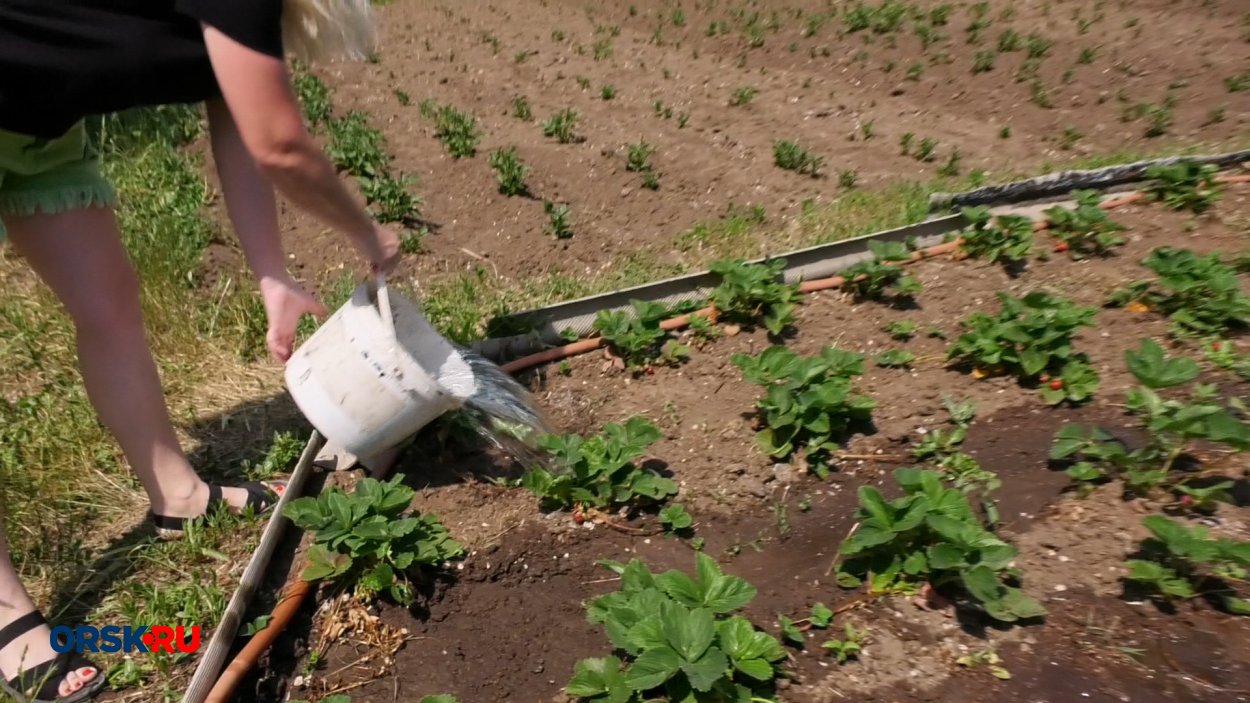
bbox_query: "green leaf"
[696,553,757,613]
[732,657,773,681]
[418,696,459,703]
[567,657,632,703]
[1125,339,1200,388]
[665,607,716,662]
[302,545,351,581]
[679,647,729,693]
[777,614,805,646]
[856,486,894,528]
[656,571,702,608]
[626,646,682,691]
[1221,596,1250,616]
[628,616,668,653]
[810,602,834,628]
[660,504,694,530]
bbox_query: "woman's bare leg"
[5,207,258,516]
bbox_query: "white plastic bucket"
[283,278,477,458]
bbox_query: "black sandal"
[0,611,105,703]
[152,481,286,539]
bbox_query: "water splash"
[450,350,557,469]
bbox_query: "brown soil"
[214,2,1250,700]
[240,0,1250,301]
[258,180,1250,703]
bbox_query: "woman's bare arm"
[199,24,398,272]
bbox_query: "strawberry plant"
[841,241,922,302]
[660,504,694,534]
[488,146,530,196]
[1125,515,1250,615]
[732,345,875,478]
[284,474,465,605]
[1044,190,1125,259]
[566,554,787,702]
[884,320,919,340]
[1206,339,1250,381]
[1051,340,1250,497]
[1144,161,1222,213]
[958,207,1034,265]
[874,349,916,368]
[837,468,1046,623]
[1109,247,1250,338]
[511,95,533,120]
[326,110,388,177]
[708,258,801,336]
[593,300,689,373]
[293,71,333,129]
[946,291,1100,404]
[521,417,678,513]
[911,399,1000,524]
[772,139,824,177]
[822,623,867,664]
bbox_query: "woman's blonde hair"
[281,0,378,64]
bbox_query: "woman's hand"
[367,222,402,275]
[260,276,328,362]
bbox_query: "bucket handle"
[373,271,398,340]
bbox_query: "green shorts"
[0,122,118,240]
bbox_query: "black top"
[0,0,284,139]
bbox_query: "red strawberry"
[1212,341,1223,352]
[1049,379,1064,390]
[573,508,586,524]
[1055,242,1070,253]
[1180,495,1195,507]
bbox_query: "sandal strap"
[0,611,46,651]
[239,482,282,512]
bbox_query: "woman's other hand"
[260,276,328,362]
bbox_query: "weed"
[1204,107,1227,126]
[1078,47,1097,64]
[938,149,962,177]
[947,291,1100,404]
[293,72,333,128]
[708,258,800,335]
[1111,247,1250,337]
[242,432,304,481]
[1025,32,1053,58]
[671,6,686,26]
[1044,190,1125,259]
[515,50,534,63]
[1051,339,1250,497]
[488,146,530,196]
[593,38,613,60]
[394,89,411,106]
[1030,79,1054,109]
[997,29,1022,52]
[601,84,617,100]
[729,86,757,106]
[512,96,533,120]
[899,132,914,156]
[545,200,573,239]
[732,345,875,478]
[839,170,859,189]
[566,554,785,702]
[1126,515,1249,615]
[916,138,937,162]
[543,108,581,143]
[425,102,482,158]
[906,62,925,81]
[861,120,876,140]
[627,140,656,172]
[1226,71,1250,93]
[521,417,677,512]
[972,50,995,73]
[773,140,824,177]
[284,475,464,605]
[837,468,1046,623]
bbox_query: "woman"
[0,1,397,700]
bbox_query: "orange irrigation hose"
[206,171,1250,699]
[204,580,313,703]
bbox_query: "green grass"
[1,105,301,695]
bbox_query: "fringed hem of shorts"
[0,182,118,219]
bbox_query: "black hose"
[928,150,1250,211]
